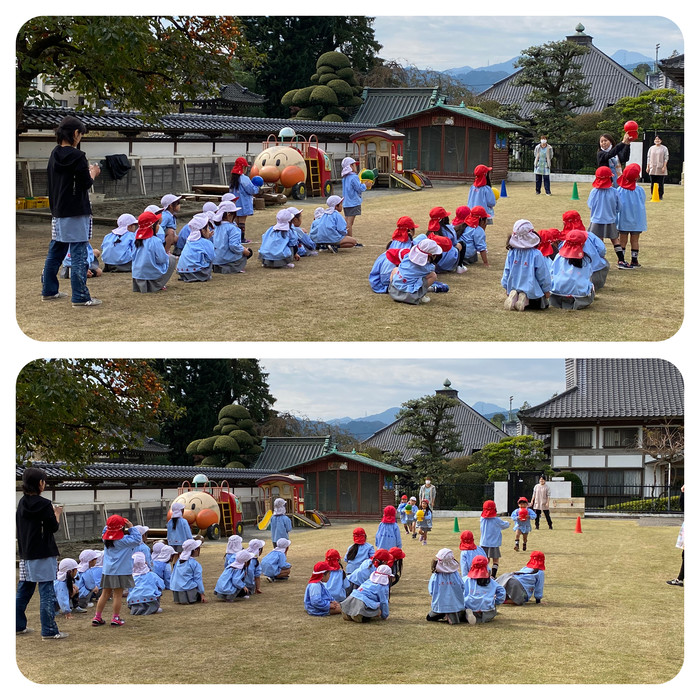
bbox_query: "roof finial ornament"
[444,378,451,388]
[575,23,585,33]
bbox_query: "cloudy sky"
[260,359,567,422]
[371,15,684,73]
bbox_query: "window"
[467,128,490,172]
[443,127,466,174]
[558,429,592,448]
[403,128,418,170]
[603,428,639,448]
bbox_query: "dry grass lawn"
[16,517,683,685]
[16,181,683,342]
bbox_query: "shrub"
[200,455,223,467]
[316,65,337,75]
[327,79,353,100]
[225,461,246,470]
[185,439,201,456]
[281,89,298,107]
[317,51,351,70]
[230,429,255,447]
[335,67,355,81]
[310,85,338,106]
[555,471,584,497]
[213,435,240,454]
[237,418,255,431]
[292,86,315,107]
[322,113,344,122]
[197,436,218,455]
[318,73,338,85]
[218,404,250,421]
[293,107,322,120]
[604,495,682,512]
[487,468,509,482]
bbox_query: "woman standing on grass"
[531,476,553,530]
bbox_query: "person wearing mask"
[533,136,553,196]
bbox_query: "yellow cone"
[651,183,661,202]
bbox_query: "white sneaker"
[465,610,477,625]
[515,292,528,311]
[286,263,295,268]
[456,265,467,274]
[504,289,518,310]
[42,631,69,640]
[72,298,102,307]
[419,296,431,304]
[42,292,68,301]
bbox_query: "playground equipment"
[251,129,333,200]
[163,476,244,541]
[350,128,432,191]
[255,473,330,530]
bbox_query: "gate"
[507,471,543,512]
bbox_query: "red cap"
[429,206,451,220]
[467,555,490,579]
[372,549,393,565]
[135,211,161,240]
[452,205,471,226]
[352,527,367,544]
[562,210,586,234]
[388,547,405,560]
[459,530,476,551]
[427,233,453,252]
[103,515,127,541]
[381,505,396,524]
[325,548,341,570]
[526,551,546,570]
[558,229,588,259]
[308,561,330,583]
[481,500,497,518]
[231,156,249,175]
[593,166,613,189]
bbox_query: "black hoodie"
[47,145,94,218]
[16,494,60,560]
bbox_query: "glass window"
[467,128,490,172]
[360,472,379,514]
[420,126,443,172]
[317,470,337,512]
[444,126,466,174]
[558,429,592,448]
[304,472,317,511]
[603,428,639,448]
[339,471,359,513]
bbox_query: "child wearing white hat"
[169,539,207,604]
[133,525,153,568]
[288,207,317,257]
[258,209,299,268]
[167,502,193,553]
[101,213,138,271]
[212,201,252,273]
[340,563,393,622]
[260,538,292,582]
[159,193,182,252]
[426,548,465,624]
[177,214,216,281]
[54,558,86,616]
[341,156,366,239]
[126,552,165,614]
[224,535,243,567]
[244,539,265,594]
[152,544,175,589]
[311,195,361,251]
[76,549,101,608]
[215,550,253,601]
[388,237,442,305]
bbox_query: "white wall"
[493,481,508,513]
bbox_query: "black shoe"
[548,525,553,530]
[412,533,417,539]
[666,578,683,587]
[522,543,527,551]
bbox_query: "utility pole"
[509,395,513,423]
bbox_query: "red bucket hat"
[135,211,161,240]
[537,228,561,257]
[562,210,586,234]
[372,549,393,566]
[103,514,127,541]
[427,233,453,252]
[428,206,450,231]
[385,248,410,266]
[481,500,497,518]
[393,216,417,242]
[473,164,492,187]
[231,156,249,175]
[452,205,471,227]
[459,530,476,551]
[592,166,613,189]
[381,505,397,524]
[618,163,641,191]
[465,205,491,228]
[352,527,367,544]
[388,547,405,560]
[526,551,546,570]
[308,561,330,583]
[558,229,588,259]
[467,555,490,579]
[325,548,342,570]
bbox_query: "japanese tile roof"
[518,359,684,430]
[361,389,509,460]
[380,103,523,131]
[16,461,277,484]
[18,107,376,138]
[252,436,334,472]
[219,82,267,104]
[478,29,649,117]
[352,87,444,124]
[278,449,407,474]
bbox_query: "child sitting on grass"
[497,551,546,605]
[387,216,417,250]
[304,562,342,616]
[426,548,465,625]
[549,230,595,311]
[458,530,487,578]
[170,539,208,604]
[341,564,393,622]
[215,550,253,601]
[177,214,215,282]
[258,209,299,268]
[463,554,506,624]
[344,528,376,575]
[54,558,84,617]
[101,214,137,272]
[126,552,164,615]
[502,220,551,312]
[388,238,442,306]
[260,538,292,582]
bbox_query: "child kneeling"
[340,564,392,622]
[462,555,506,624]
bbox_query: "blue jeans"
[41,240,91,303]
[16,580,60,636]
[535,174,551,194]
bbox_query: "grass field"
[15,516,684,685]
[16,181,683,342]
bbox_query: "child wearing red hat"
[131,211,178,293]
[324,548,351,602]
[587,166,634,269]
[347,549,393,590]
[388,547,405,587]
[496,551,546,605]
[458,206,491,267]
[387,216,417,250]
[615,163,647,268]
[549,230,595,310]
[467,164,496,223]
[369,247,409,294]
[416,498,433,545]
[510,497,537,552]
[344,527,375,575]
[397,494,411,535]
[462,554,506,624]
[304,562,342,616]
[375,505,402,550]
[561,210,609,290]
[479,500,510,579]
[458,530,488,577]
[426,206,464,274]
[229,157,258,243]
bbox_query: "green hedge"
[604,495,682,512]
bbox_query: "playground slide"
[307,509,332,526]
[257,510,272,530]
[292,512,323,529]
[390,173,422,191]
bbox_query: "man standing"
[419,477,437,509]
[533,136,553,196]
[646,135,670,200]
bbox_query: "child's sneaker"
[515,292,528,311]
[522,543,527,551]
[504,289,518,311]
[428,281,450,293]
[456,265,468,274]
[72,606,88,613]
[666,578,683,587]
[630,260,642,267]
[91,616,105,626]
[419,296,431,304]
[285,263,295,268]
[514,542,520,552]
[110,616,125,626]
[42,292,68,301]
[617,261,634,269]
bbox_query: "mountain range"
[439,50,654,93]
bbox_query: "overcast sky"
[371,15,684,73]
[260,359,566,422]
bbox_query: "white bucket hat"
[369,564,394,585]
[509,219,540,249]
[435,548,460,573]
[160,193,182,209]
[324,195,343,213]
[408,237,442,266]
[178,539,202,561]
[112,213,138,236]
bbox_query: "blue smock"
[304,581,333,616]
[132,237,170,280]
[511,567,545,602]
[616,186,647,231]
[213,221,245,265]
[584,231,608,272]
[419,510,433,529]
[244,557,262,590]
[511,507,538,533]
[169,558,205,594]
[391,258,434,294]
[270,513,292,542]
[177,237,215,274]
[152,560,171,589]
[434,245,459,273]
[375,522,402,550]
[101,232,135,265]
[387,239,412,250]
[293,226,316,256]
[587,188,620,225]
[501,247,551,298]
[369,252,397,293]
[428,571,465,613]
[312,211,348,244]
[479,516,510,548]
[460,547,488,577]
[342,172,366,207]
[463,577,506,611]
[230,175,259,217]
[215,565,248,597]
[259,227,294,261]
[167,517,193,548]
[347,558,374,587]
[344,542,375,575]
[550,256,594,297]
[134,542,153,569]
[78,567,100,597]
[467,184,496,217]
[349,580,390,619]
[325,569,351,602]
[101,528,143,576]
[160,210,177,234]
[62,242,95,267]
[459,225,487,258]
[260,550,291,578]
[175,224,191,252]
[53,579,72,613]
[127,571,164,605]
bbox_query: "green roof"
[380,103,523,131]
[279,449,406,474]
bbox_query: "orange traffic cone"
[575,516,583,533]
[651,183,660,202]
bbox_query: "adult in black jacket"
[597,132,631,187]
[16,466,67,639]
[40,115,102,307]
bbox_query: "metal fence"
[509,138,597,175]
[583,484,683,513]
[434,483,495,511]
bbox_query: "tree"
[16,16,259,128]
[16,359,181,470]
[512,39,593,137]
[152,359,276,465]
[239,17,381,118]
[632,63,652,81]
[260,411,359,452]
[490,413,506,429]
[596,89,684,135]
[469,435,548,476]
[640,419,684,487]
